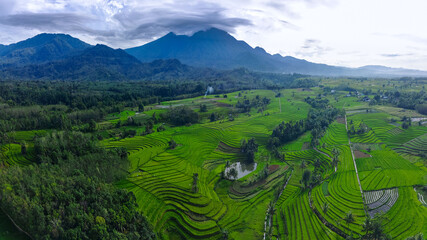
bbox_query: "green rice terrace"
[1,80,427,240]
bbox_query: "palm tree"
[362,217,372,237]
[266,202,276,238]
[301,169,311,189]
[221,229,229,240]
[332,155,340,169]
[314,158,321,168]
[322,202,329,214]
[344,212,355,235]
[192,173,199,193]
[332,148,339,157]
[300,160,307,169]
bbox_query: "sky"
[0,0,426,70]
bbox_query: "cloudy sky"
[0,0,426,70]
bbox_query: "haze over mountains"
[1,28,426,79]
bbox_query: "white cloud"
[0,0,426,70]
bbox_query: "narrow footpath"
[345,115,364,196]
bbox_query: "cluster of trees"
[241,138,259,163]
[268,107,341,154]
[415,104,427,115]
[369,89,426,113]
[0,71,309,107]
[236,95,271,113]
[348,121,370,135]
[307,108,342,147]
[269,120,305,150]
[0,131,155,239]
[304,96,330,109]
[0,104,106,131]
[401,116,413,129]
[161,106,199,126]
[360,216,391,240]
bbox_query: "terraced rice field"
[393,133,427,158]
[281,132,311,151]
[357,146,426,190]
[0,144,33,166]
[311,144,366,236]
[350,130,381,143]
[319,122,348,147]
[382,187,427,238]
[275,186,340,240]
[2,88,424,239]
[364,188,399,218]
[103,91,302,239]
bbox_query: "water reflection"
[224,162,257,180]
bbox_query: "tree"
[241,138,258,163]
[221,229,229,239]
[331,148,340,169]
[145,120,154,134]
[300,160,307,169]
[210,112,217,122]
[163,106,198,126]
[169,139,177,149]
[192,173,199,193]
[138,104,144,112]
[200,104,208,112]
[157,124,165,132]
[332,156,340,169]
[301,169,311,188]
[227,168,238,180]
[362,215,392,240]
[314,158,321,168]
[332,148,339,157]
[322,202,329,214]
[89,119,97,132]
[20,142,27,155]
[0,131,155,240]
[344,212,355,234]
[266,202,276,237]
[362,217,373,237]
[152,112,158,123]
[406,234,424,240]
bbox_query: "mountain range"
[0,28,426,79]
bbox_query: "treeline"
[0,106,105,131]
[0,72,312,131]
[0,132,155,239]
[236,95,271,113]
[366,89,426,114]
[304,96,329,109]
[268,107,342,154]
[0,71,310,109]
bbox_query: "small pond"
[224,162,257,180]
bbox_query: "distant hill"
[126,28,427,77]
[1,30,427,78]
[0,33,91,67]
[0,44,192,80]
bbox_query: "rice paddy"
[1,87,426,239]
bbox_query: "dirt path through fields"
[345,115,365,196]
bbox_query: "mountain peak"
[16,33,89,48]
[82,44,139,62]
[191,27,235,41]
[0,32,91,66]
